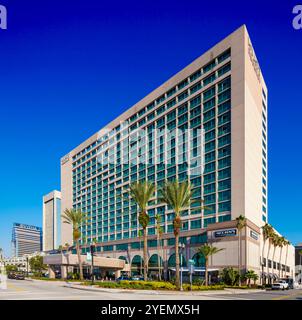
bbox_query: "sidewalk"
[24,278,82,285]
[63,283,263,296]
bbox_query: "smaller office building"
[11,223,42,257]
[295,243,302,283]
[43,190,62,252]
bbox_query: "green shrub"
[192,278,205,286]
[93,280,177,290]
[90,280,226,291]
[220,267,240,286]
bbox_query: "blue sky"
[0,0,301,256]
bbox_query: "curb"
[64,284,264,296]
[25,278,81,285]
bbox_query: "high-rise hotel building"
[60,26,294,279]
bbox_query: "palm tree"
[64,243,70,251]
[159,180,195,289]
[267,230,276,281]
[58,245,63,255]
[155,214,163,281]
[235,215,246,286]
[198,244,224,286]
[271,233,279,275]
[261,224,273,274]
[129,181,156,281]
[244,270,258,288]
[278,236,286,278]
[261,223,274,283]
[61,208,86,281]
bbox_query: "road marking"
[272,292,302,300]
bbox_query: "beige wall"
[61,156,73,246]
[43,190,61,251]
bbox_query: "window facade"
[70,49,232,247]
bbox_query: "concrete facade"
[11,223,42,258]
[43,190,62,251]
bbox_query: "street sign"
[86,252,92,262]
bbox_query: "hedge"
[84,280,225,291]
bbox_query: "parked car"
[271,280,289,290]
[280,278,294,289]
[14,273,25,280]
[7,273,16,279]
[131,275,144,281]
[116,276,131,282]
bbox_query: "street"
[0,279,302,300]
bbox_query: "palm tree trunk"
[272,246,276,277]
[157,232,161,281]
[261,238,266,285]
[139,236,142,275]
[238,231,241,286]
[267,242,271,281]
[284,245,289,278]
[262,238,266,265]
[76,241,83,281]
[175,234,180,289]
[143,227,148,281]
[278,247,283,278]
[205,258,208,287]
[300,255,302,283]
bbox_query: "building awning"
[260,272,267,277]
[43,253,128,271]
[268,273,278,279]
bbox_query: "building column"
[48,266,55,279]
[115,270,121,279]
[61,265,67,279]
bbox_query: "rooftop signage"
[13,223,42,231]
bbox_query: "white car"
[271,280,289,290]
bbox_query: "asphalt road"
[0,279,302,300]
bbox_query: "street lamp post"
[26,256,29,277]
[178,243,185,291]
[90,241,96,284]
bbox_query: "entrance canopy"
[43,253,130,271]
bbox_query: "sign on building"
[214,229,237,238]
